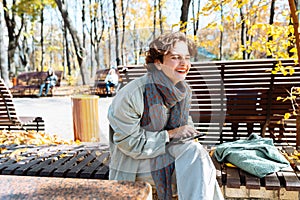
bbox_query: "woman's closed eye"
[170,55,190,62]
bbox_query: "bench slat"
[80,151,110,178]
[264,172,281,190]
[226,167,241,188]
[211,154,223,186]
[240,170,261,189]
[278,170,300,191]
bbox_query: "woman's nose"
[180,57,190,65]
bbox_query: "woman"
[104,68,119,95]
[107,32,223,200]
[37,69,58,97]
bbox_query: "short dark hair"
[145,32,196,65]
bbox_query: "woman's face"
[157,41,191,84]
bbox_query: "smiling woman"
[107,31,224,200]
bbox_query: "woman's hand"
[167,125,201,139]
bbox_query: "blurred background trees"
[0,0,298,85]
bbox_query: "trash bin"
[71,95,100,142]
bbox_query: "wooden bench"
[0,143,110,178]
[90,69,122,96]
[119,59,300,146]
[117,59,300,198]
[10,71,63,97]
[0,78,45,132]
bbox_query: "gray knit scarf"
[141,68,191,200]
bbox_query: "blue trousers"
[105,82,115,94]
[38,83,54,96]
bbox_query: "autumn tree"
[120,0,130,65]
[192,0,201,37]
[267,0,275,58]
[158,0,164,34]
[55,0,90,84]
[180,0,192,33]
[112,0,120,66]
[0,5,9,85]
[88,0,106,78]
[3,0,25,74]
[200,0,292,61]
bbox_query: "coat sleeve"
[188,116,194,127]
[107,81,169,160]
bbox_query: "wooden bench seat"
[0,143,110,179]
[211,155,300,199]
[0,78,45,132]
[10,71,63,97]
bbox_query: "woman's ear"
[154,60,162,70]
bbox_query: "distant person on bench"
[37,69,58,97]
[104,68,119,95]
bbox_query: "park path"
[13,96,113,144]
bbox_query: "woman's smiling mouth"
[176,68,189,74]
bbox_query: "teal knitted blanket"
[214,133,290,178]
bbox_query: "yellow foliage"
[218,24,224,32]
[277,97,283,101]
[284,113,291,120]
[225,162,237,168]
[289,47,297,53]
[0,130,79,146]
[172,23,180,29]
[262,5,268,11]
[225,16,232,22]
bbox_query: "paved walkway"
[13,96,113,144]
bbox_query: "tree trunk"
[64,21,71,76]
[40,7,45,71]
[112,0,120,66]
[153,0,157,38]
[0,10,9,85]
[192,0,201,61]
[133,24,138,64]
[108,26,111,67]
[55,0,89,84]
[180,0,192,33]
[192,0,201,36]
[18,22,30,71]
[267,0,275,58]
[240,6,246,60]
[158,0,163,34]
[121,0,130,66]
[89,0,94,77]
[82,0,86,49]
[93,0,105,70]
[219,2,223,60]
[121,0,124,65]
[3,0,25,74]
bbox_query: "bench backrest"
[16,70,63,87]
[0,78,45,131]
[118,59,300,147]
[0,78,21,126]
[94,69,122,86]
